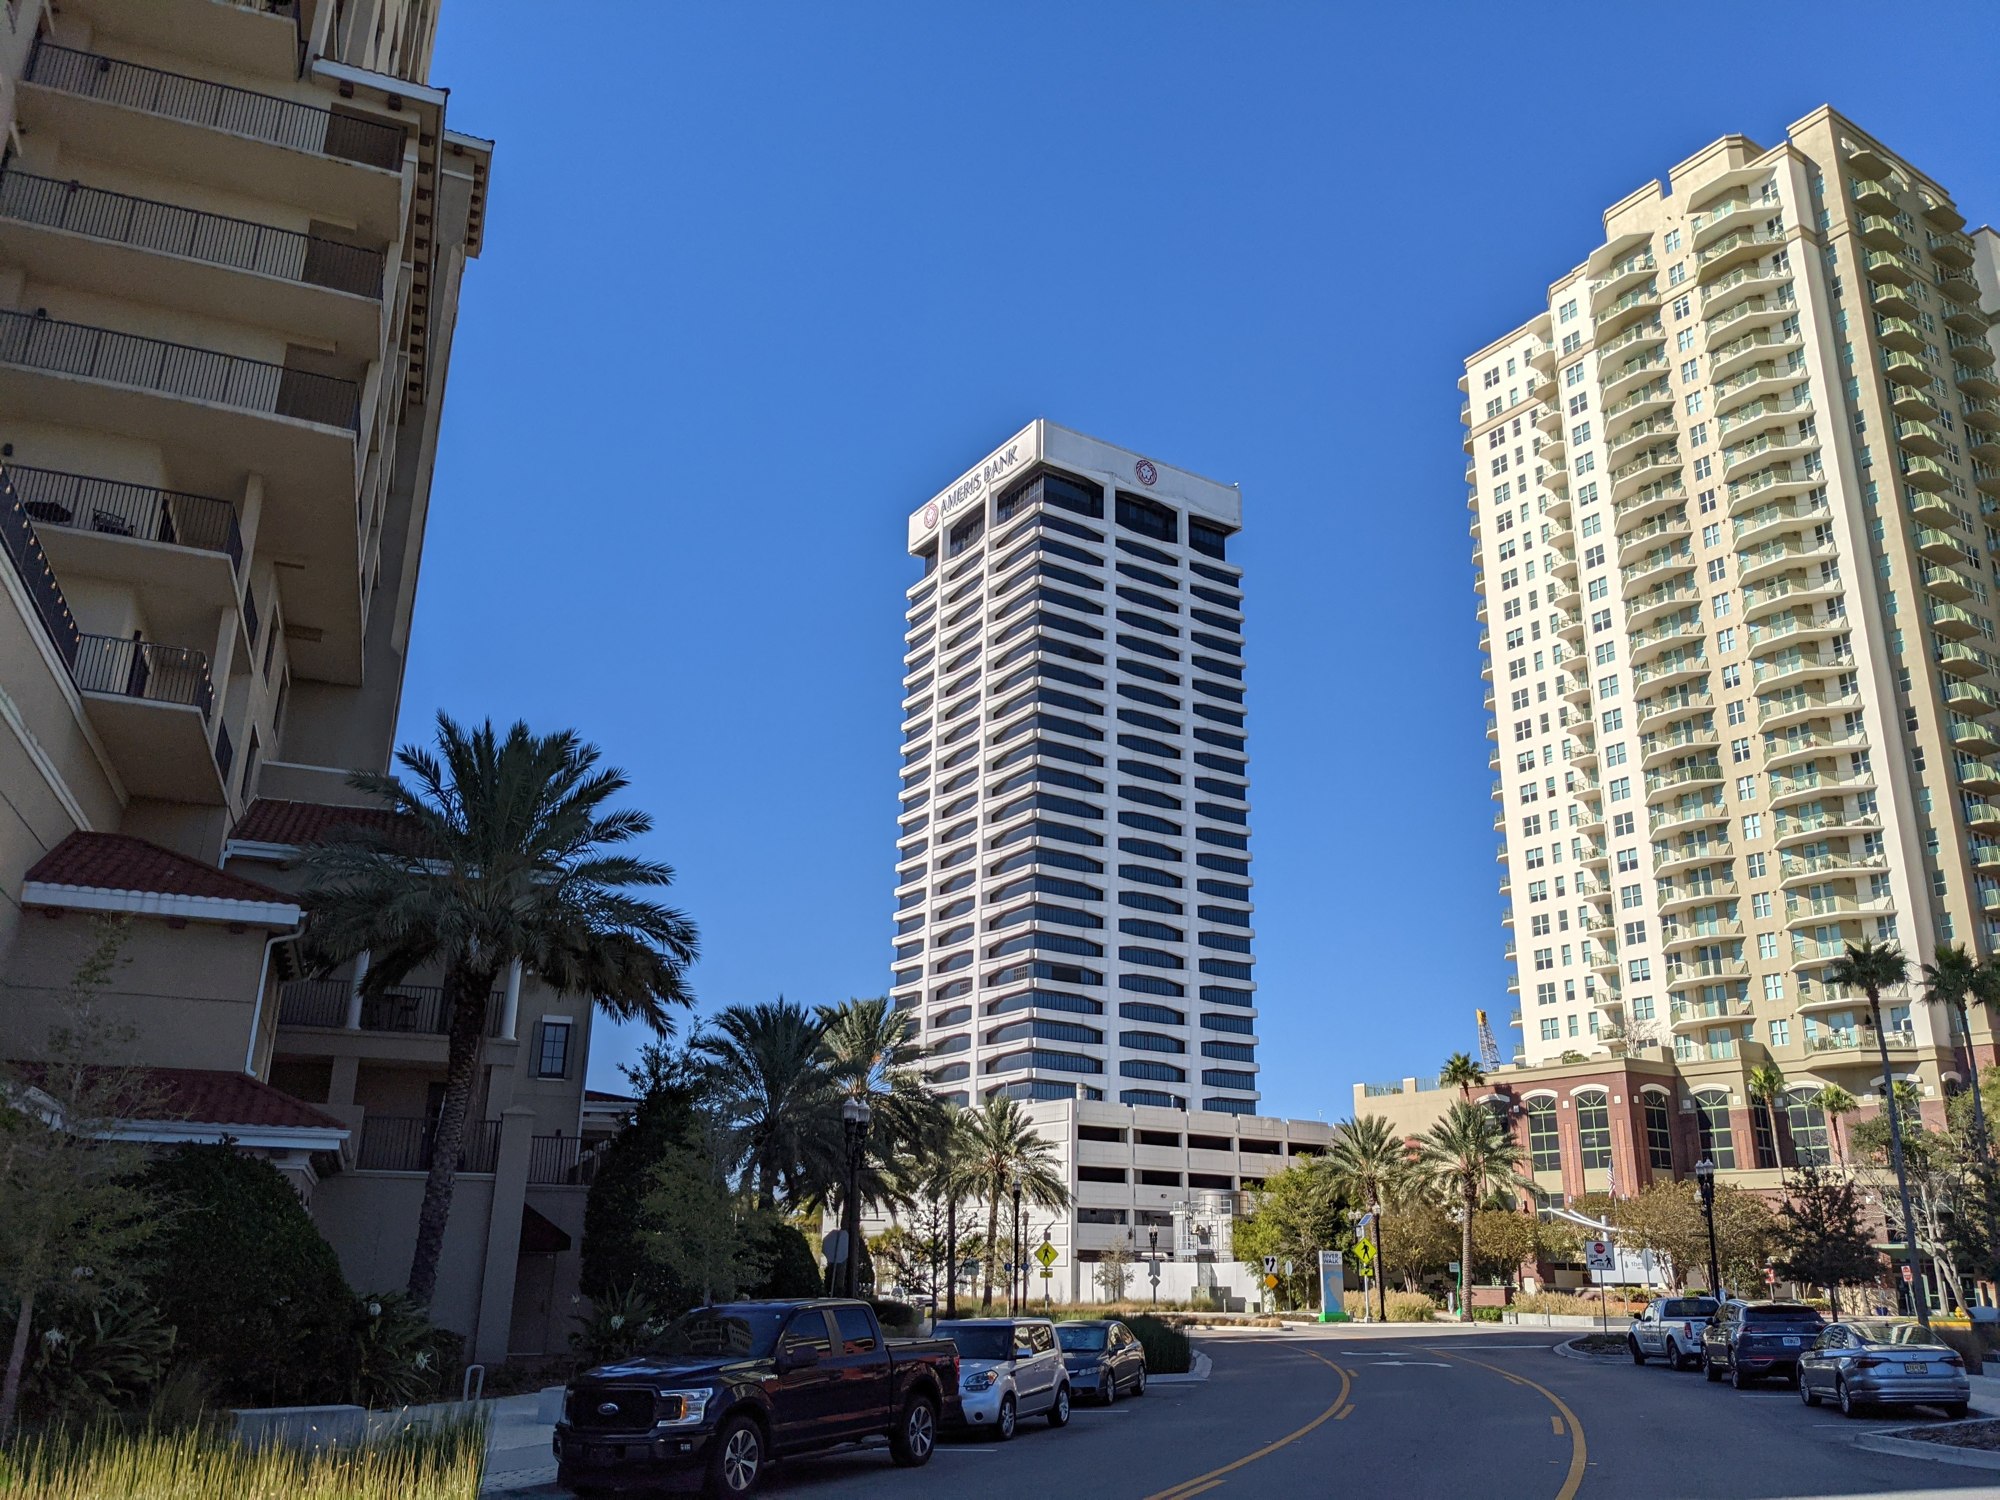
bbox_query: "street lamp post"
[1149,1227,1160,1306]
[1695,1158,1722,1301]
[1010,1176,1023,1317]
[841,1097,872,1300]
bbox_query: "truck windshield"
[938,1324,1016,1361]
[1660,1299,1716,1318]
[651,1307,787,1359]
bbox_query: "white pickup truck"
[1628,1295,1720,1370]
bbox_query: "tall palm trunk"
[1458,1186,1475,1323]
[1957,1000,1990,1154]
[1869,992,1929,1331]
[1764,1098,1784,1173]
[980,1185,1002,1311]
[0,1285,34,1442]
[408,965,494,1307]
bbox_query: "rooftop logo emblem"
[1134,458,1158,486]
[921,501,940,531]
[923,442,1023,532]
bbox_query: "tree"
[1947,1150,2000,1302]
[1412,1101,1527,1320]
[1925,945,1987,1154]
[1470,1208,1539,1286]
[1772,1166,1882,1318]
[0,919,159,1439]
[1849,1111,1967,1316]
[950,1097,1068,1311]
[579,1044,703,1308]
[1828,939,1927,1329]
[1612,1180,1776,1294]
[1815,1084,1858,1166]
[1234,1159,1350,1308]
[1093,1242,1134,1302]
[1325,1115,1410,1320]
[1377,1197,1456,1289]
[300,715,697,1307]
[1747,1063,1788,1170]
[640,1123,775,1307]
[694,1001,836,1209]
[1439,1053,1486,1099]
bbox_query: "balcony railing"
[357,985,506,1037]
[528,1135,609,1187]
[27,42,404,170]
[0,469,81,667]
[72,632,213,718]
[0,309,360,431]
[278,977,350,1028]
[9,463,242,566]
[357,1116,503,1174]
[0,171,384,297]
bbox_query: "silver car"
[935,1318,1072,1440]
[1797,1319,1971,1418]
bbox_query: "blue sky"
[407,1,2000,1120]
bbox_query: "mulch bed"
[1566,1334,1630,1358]
[1892,1418,2000,1450]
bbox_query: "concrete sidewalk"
[478,1393,559,1495]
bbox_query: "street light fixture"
[1010,1175,1023,1317]
[841,1097,872,1299]
[1148,1227,1160,1306]
[1694,1157,1721,1302]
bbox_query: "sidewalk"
[479,1393,559,1496]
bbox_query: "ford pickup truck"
[555,1298,957,1497]
[1628,1294,1719,1369]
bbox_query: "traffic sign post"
[1584,1239,1617,1332]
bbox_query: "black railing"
[0,171,384,298]
[278,978,350,1028]
[72,632,213,718]
[356,985,506,1038]
[356,1117,503,1174]
[0,469,81,666]
[527,1135,608,1187]
[9,464,243,567]
[27,42,405,170]
[0,310,360,431]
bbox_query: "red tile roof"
[7,1064,348,1135]
[25,832,292,906]
[231,798,406,848]
[584,1089,636,1104]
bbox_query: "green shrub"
[1124,1314,1192,1374]
[137,1143,356,1407]
[748,1224,822,1299]
[869,1299,920,1336]
[352,1292,460,1408]
[569,1285,666,1369]
[1341,1291,1439,1322]
[25,1292,176,1421]
[1473,1305,1503,1322]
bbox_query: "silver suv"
[935,1318,1072,1440]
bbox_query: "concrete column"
[328,1053,360,1108]
[345,950,369,1029]
[501,960,523,1042]
[238,474,265,573]
[473,1105,537,1367]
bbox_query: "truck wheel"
[996,1395,1017,1441]
[890,1394,937,1467]
[1628,1336,1647,1365]
[706,1415,763,1497]
[1048,1382,1071,1428]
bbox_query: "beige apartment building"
[0,0,593,1364]
[1463,107,2000,1153]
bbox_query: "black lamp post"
[841,1097,872,1299]
[944,1190,958,1321]
[1695,1158,1721,1301]
[1149,1226,1160,1306]
[1010,1176,1023,1316]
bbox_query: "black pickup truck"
[555,1298,958,1497]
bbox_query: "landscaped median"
[1856,1417,2000,1471]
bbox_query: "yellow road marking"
[1434,1348,1587,1500]
[1144,1349,1352,1500]
[1335,1404,1354,1420]
[1550,1414,1562,1436]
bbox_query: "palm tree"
[1746,1063,1788,1172]
[1814,1083,1858,1166]
[1439,1052,1487,1099]
[695,1000,835,1208]
[300,715,697,1307]
[1828,939,1928,1330]
[1927,945,1989,1153]
[1971,958,2000,1142]
[1412,1100,1527,1322]
[951,1097,1068,1311]
[1325,1114,1409,1321]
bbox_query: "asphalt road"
[677,1324,1997,1500]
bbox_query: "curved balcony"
[1544,488,1574,523]
[1763,725,1867,770]
[1770,770,1875,811]
[1659,878,1738,915]
[1653,838,1732,875]
[1609,444,1683,501]
[1863,246,1914,283]
[1589,253,1658,312]
[1541,433,1568,466]
[1902,453,1954,493]
[1555,607,1585,645]
[1588,943,1621,979]
[1758,687,1862,731]
[1550,546,1580,581]
[1931,599,1982,639]
[1961,761,2000,796]
[1742,574,1841,622]
[1925,561,1977,603]
[1775,808,1882,849]
[1648,798,1729,837]
[1953,718,2000,756]
[1883,349,1931,387]
[1561,670,1592,709]
[1932,231,1976,269]
[1715,360,1797,410]
[1973,840,2000,871]
[1703,293,1792,348]
[1870,278,1920,318]
[1701,261,1792,319]
[1859,215,1905,251]
[1967,398,2000,433]
[1738,536,1836,585]
[1535,403,1563,438]
[1913,525,1974,565]
[1953,335,1997,371]
[1697,227,1785,278]
[1636,690,1713,730]
[1727,461,1820,510]
[1888,385,1942,426]
[1718,391,1813,439]
[1780,848,1888,886]
[1598,315,1666,363]
[1526,341,1558,374]
[1711,327,1803,385]
[1960,365,2000,401]
[1663,920,1743,955]
[1975,464,2000,498]
[1944,300,1991,337]
[1601,351,1673,406]
[1897,419,1949,457]
[1721,430,1816,482]
[1628,614,1706,667]
[1632,650,1709,692]
[1639,726,1720,767]
[1670,996,1752,1035]
[1947,678,2000,715]
[1627,576,1702,626]
[1616,511,1691,566]
[1614,478,1690,529]
[1603,378,1676,441]
[1731,493,1830,545]
[1784,892,1893,930]
[1850,178,1897,215]
[1644,760,1724,801]
[1665,958,1749,991]
[1878,315,1928,355]
[1607,411,1680,466]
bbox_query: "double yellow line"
[1145,1348,1351,1500]
[1432,1346,1588,1500]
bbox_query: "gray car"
[1798,1320,1971,1418]
[1055,1319,1147,1403]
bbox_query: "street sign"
[821,1230,848,1264]
[1264,1274,1278,1289]
[1584,1240,1617,1272]
[1284,1260,1294,1278]
[1352,1240,1376,1274]
[1317,1249,1347,1323]
[1764,1266,1776,1285]
[1262,1255,1278,1276]
[1034,1241,1059,1270]
[1901,1263,1915,1284]
[1447,1261,1461,1274]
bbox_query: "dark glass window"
[1694,1090,1735,1169]
[1643,1093,1674,1170]
[1527,1099,1560,1171]
[1784,1090,1829,1167]
[536,1020,571,1078]
[1189,519,1229,559]
[1116,493,1178,542]
[1575,1090,1612,1169]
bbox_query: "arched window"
[1784,1089,1829,1167]
[1575,1090,1612,1169]
[1526,1098,1561,1172]
[1642,1091,1675,1170]
[1693,1090,1735,1169]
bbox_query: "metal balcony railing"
[27,42,404,170]
[527,1135,609,1187]
[0,309,360,431]
[356,1117,503,1174]
[277,977,350,1028]
[72,632,213,718]
[9,464,243,566]
[0,171,384,297]
[356,985,506,1037]
[0,469,81,666]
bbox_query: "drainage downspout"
[244,920,305,1076]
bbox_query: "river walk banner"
[1318,1249,1348,1322]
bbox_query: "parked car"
[1702,1299,1827,1388]
[1055,1319,1149,1403]
[1628,1295,1719,1370]
[554,1299,957,1497]
[1798,1320,1971,1418]
[935,1317,1072,1439]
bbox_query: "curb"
[1150,1349,1213,1384]
[1552,1336,1628,1365]
[1855,1426,2000,1471]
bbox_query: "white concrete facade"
[894,421,1259,1113]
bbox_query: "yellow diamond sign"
[1034,1241,1059,1269]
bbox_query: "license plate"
[1905,1363,1929,1375]
[588,1446,616,1465]
[1782,1337,1799,1347]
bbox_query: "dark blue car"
[1055,1320,1148,1404]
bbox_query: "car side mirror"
[778,1345,820,1373]
[1013,1346,1034,1361]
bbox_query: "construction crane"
[1474,1008,1502,1072]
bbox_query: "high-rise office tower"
[1467,107,2000,1115]
[895,421,1259,1114]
